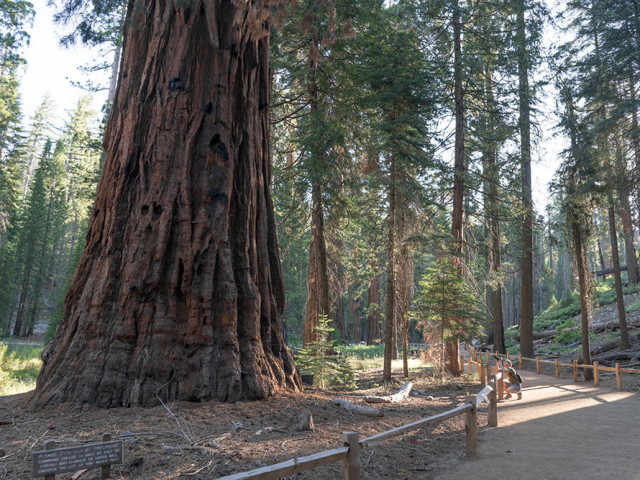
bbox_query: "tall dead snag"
[32,0,299,409]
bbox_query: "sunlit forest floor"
[0,342,42,396]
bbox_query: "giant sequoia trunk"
[32,1,299,409]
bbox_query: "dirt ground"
[442,370,640,480]
[0,367,487,480]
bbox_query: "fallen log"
[591,318,640,333]
[366,381,413,404]
[332,399,383,417]
[591,350,640,363]
[591,340,619,356]
[533,330,558,340]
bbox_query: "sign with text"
[32,440,123,477]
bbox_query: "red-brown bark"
[32,0,298,409]
[366,273,381,345]
[447,0,463,376]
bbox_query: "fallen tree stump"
[332,399,383,417]
[366,381,413,404]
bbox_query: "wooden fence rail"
[468,348,640,392]
[217,383,496,480]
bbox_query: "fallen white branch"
[365,381,413,404]
[332,399,383,417]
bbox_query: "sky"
[17,0,563,213]
[19,0,109,130]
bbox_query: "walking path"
[440,371,640,480]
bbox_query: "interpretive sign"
[32,437,122,478]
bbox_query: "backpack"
[507,367,523,385]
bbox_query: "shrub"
[533,291,580,332]
[626,301,640,314]
[557,319,575,331]
[556,330,581,345]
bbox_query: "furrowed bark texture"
[516,0,534,358]
[32,0,299,409]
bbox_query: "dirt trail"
[439,371,640,480]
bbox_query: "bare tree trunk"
[516,0,534,358]
[565,86,593,381]
[32,1,299,409]
[446,0,463,376]
[619,194,638,284]
[616,123,638,284]
[547,208,554,272]
[367,273,381,344]
[482,65,505,353]
[349,297,361,343]
[397,230,413,379]
[383,149,396,382]
[573,222,594,381]
[597,238,607,282]
[628,69,640,235]
[608,194,631,349]
[303,184,330,345]
[330,250,348,345]
[302,31,330,346]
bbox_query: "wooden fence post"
[593,361,599,386]
[487,375,497,428]
[102,433,111,479]
[536,357,541,374]
[497,373,504,401]
[479,362,485,384]
[573,360,578,382]
[518,353,522,369]
[506,352,510,362]
[615,363,622,392]
[342,432,360,480]
[44,441,56,480]
[555,358,560,378]
[465,396,478,458]
[459,355,464,373]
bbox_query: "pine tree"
[12,141,55,336]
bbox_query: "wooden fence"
[466,348,640,393]
[216,384,497,480]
